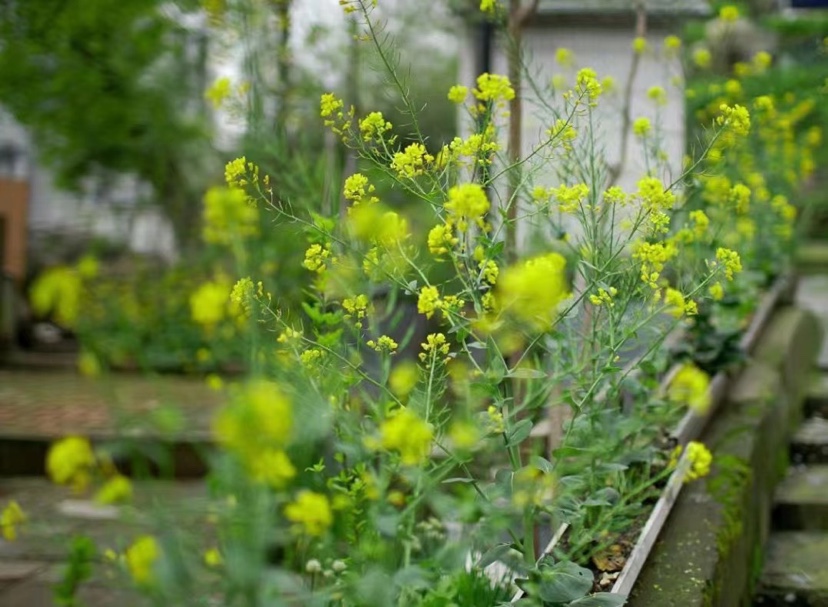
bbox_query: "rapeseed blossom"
[633,117,652,137]
[47,436,96,491]
[391,143,433,178]
[551,183,589,214]
[0,501,25,541]
[427,222,458,257]
[379,407,433,465]
[668,364,711,414]
[190,278,232,328]
[670,442,714,482]
[420,333,450,362]
[358,111,392,142]
[125,535,160,585]
[447,85,468,104]
[418,286,442,319]
[94,475,133,505]
[444,183,490,230]
[285,491,333,536]
[715,247,743,280]
[473,73,515,105]
[497,253,569,330]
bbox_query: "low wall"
[628,304,824,606]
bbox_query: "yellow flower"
[303,243,334,273]
[664,288,697,318]
[367,335,398,353]
[343,173,378,206]
[668,364,711,414]
[633,240,678,289]
[427,222,458,257]
[47,436,96,491]
[632,37,648,54]
[95,475,133,505]
[358,111,392,142]
[647,85,668,106]
[125,536,160,585]
[190,278,231,327]
[730,183,751,214]
[447,85,468,104]
[320,93,344,118]
[589,287,617,307]
[551,183,589,214]
[575,67,602,102]
[633,117,652,137]
[555,47,574,67]
[480,0,497,14]
[29,266,82,328]
[487,406,506,434]
[719,5,739,21]
[202,186,258,244]
[709,282,724,301]
[378,407,433,465]
[693,48,712,69]
[715,247,743,280]
[285,491,333,536]
[248,449,296,489]
[205,76,232,109]
[417,286,442,319]
[389,362,419,397]
[391,143,433,178]
[444,183,490,230]
[671,442,713,482]
[1,501,26,541]
[689,210,709,239]
[664,35,682,52]
[204,548,223,568]
[419,333,450,362]
[76,255,99,280]
[716,104,751,137]
[497,253,569,330]
[473,73,515,105]
[213,381,293,459]
[342,294,370,326]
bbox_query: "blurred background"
[0,0,825,374]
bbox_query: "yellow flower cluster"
[663,288,698,318]
[632,241,678,289]
[212,381,296,489]
[447,85,468,104]
[444,183,490,230]
[420,332,450,362]
[359,111,392,142]
[190,277,232,328]
[589,287,617,307]
[717,103,751,137]
[125,535,160,585]
[497,253,569,330]
[285,491,333,536]
[342,294,370,326]
[427,222,459,257]
[303,243,335,273]
[47,436,96,491]
[1,501,25,541]
[203,186,259,245]
[668,364,711,414]
[670,441,714,483]
[391,143,433,178]
[551,183,590,214]
[575,68,603,104]
[633,117,652,137]
[647,86,667,106]
[473,73,515,106]
[367,335,398,353]
[547,119,577,150]
[378,407,434,465]
[715,247,743,280]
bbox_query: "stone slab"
[806,375,828,418]
[797,242,828,274]
[792,418,828,464]
[756,531,828,606]
[773,465,828,531]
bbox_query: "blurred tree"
[0,0,213,248]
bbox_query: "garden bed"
[509,272,801,602]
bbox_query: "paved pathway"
[0,370,223,441]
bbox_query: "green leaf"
[477,543,513,569]
[537,561,594,603]
[505,419,534,447]
[530,455,555,474]
[507,368,547,379]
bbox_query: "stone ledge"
[629,305,820,606]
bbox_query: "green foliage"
[0,0,211,242]
[53,535,96,607]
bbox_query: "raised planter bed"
[506,272,812,603]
